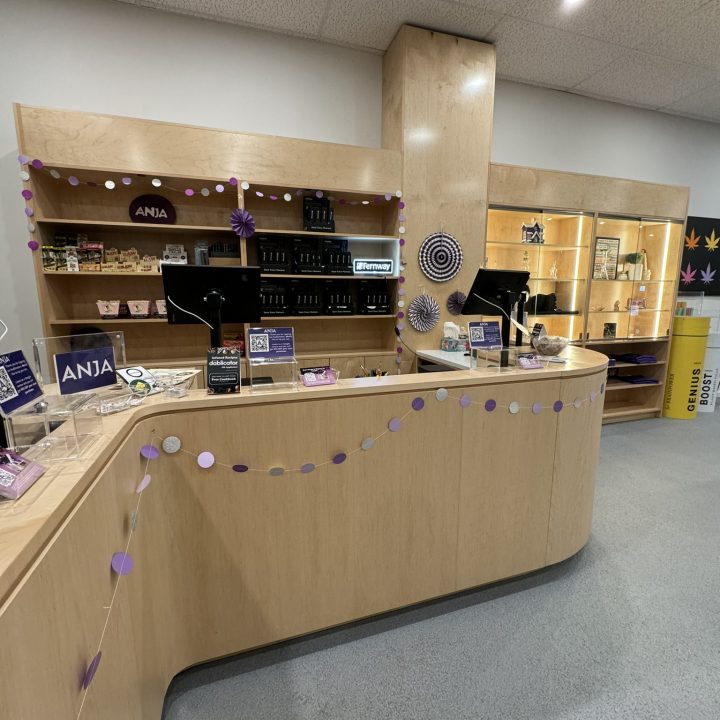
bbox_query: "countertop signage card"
[469,321,502,349]
[54,346,116,396]
[0,350,43,417]
[248,327,295,360]
[207,348,241,394]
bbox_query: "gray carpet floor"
[164,410,720,720]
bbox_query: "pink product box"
[97,300,120,318]
[0,449,46,500]
[300,366,338,387]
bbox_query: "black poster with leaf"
[680,216,720,295]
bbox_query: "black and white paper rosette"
[418,232,463,282]
[408,295,440,333]
[446,291,467,316]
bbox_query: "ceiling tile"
[507,0,710,49]
[321,0,502,52]
[635,0,720,70]
[575,50,717,108]
[489,15,626,88]
[662,81,720,122]
[120,0,329,37]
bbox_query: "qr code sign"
[0,366,19,404]
[249,333,270,354]
[470,326,485,343]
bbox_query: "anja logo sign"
[128,194,176,224]
[54,347,117,395]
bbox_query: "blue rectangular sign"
[469,321,502,349]
[0,350,43,417]
[54,346,117,395]
[247,327,295,360]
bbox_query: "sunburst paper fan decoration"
[230,208,256,237]
[408,294,441,333]
[446,291,467,316]
[418,231,463,282]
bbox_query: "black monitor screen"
[161,265,261,324]
[461,268,530,315]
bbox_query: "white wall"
[0,0,382,356]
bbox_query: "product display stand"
[248,356,299,392]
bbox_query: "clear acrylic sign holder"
[469,344,505,373]
[248,356,299,392]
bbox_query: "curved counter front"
[0,347,607,719]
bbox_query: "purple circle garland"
[18,154,29,165]
[31,159,43,169]
[399,238,405,246]
[388,418,401,432]
[111,552,133,576]
[216,184,225,193]
[197,451,215,469]
[140,444,159,460]
[412,397,425,411]
[82,652,102,690]
[68,176,79,186]
[532,402,543,415]
[24,207,34,217]
[485,399,496,412]
[229,177,238,186]
[460,394,472,408]
[301,463,315,474]
[398,201,405,209]
[136,474,151,493]
[553,400,564,413]
[232,464,249,473]
[185,188,194,197]
[332,453,347,465]
[28,240,39,251]
[21,189,32,200]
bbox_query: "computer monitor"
[461,268,530,367]
[161,265,261,348]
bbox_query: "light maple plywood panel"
[383,26,496,350]
[489,163,689,220]
[15,105,401,195]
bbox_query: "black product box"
[207,348,241,394]
[290,280,323,315]
[293,238,325,274]
[324,280,353,315]
[322,238,352,275]
[303,196,335,233]
[260,281,290,316]
[358,280,390,314]
[258,236,291,273]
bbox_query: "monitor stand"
[204,289,225,349]
[499,290,517,368]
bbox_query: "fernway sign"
[54,347,117,395]
[353,258,394,275]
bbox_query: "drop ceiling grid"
[114,0,720,122]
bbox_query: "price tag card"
[248,327,295,360]
[469,321,502,349]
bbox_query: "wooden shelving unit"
[485,206,684,423]
[28,167,407,374]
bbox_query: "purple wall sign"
[247,327,295,360]
[469,321,502,349]
[0,350,43,417]
[54,346,116,396]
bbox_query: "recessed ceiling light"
[563,0,585,10]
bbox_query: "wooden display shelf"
[49,318,166,325]
[486,241,588,249]
[529,277,586,282]
[591,279,674,284]
[605,380,661,392]
[43,271,163,277]
[37,218,233,233]
[261,315,394,321]
[611,360,666,368]
[588,308,669,314]
[586,337,669,345]
[261,273,397,280]
[603,401,662,420]
[254,228,398,242]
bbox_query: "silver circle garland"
[418,231,463,282]
[408,294,441,332]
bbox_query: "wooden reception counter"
[0,347,606,719]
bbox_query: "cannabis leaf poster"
[680,217,720,295]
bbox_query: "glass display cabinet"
[486,207,591,341]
